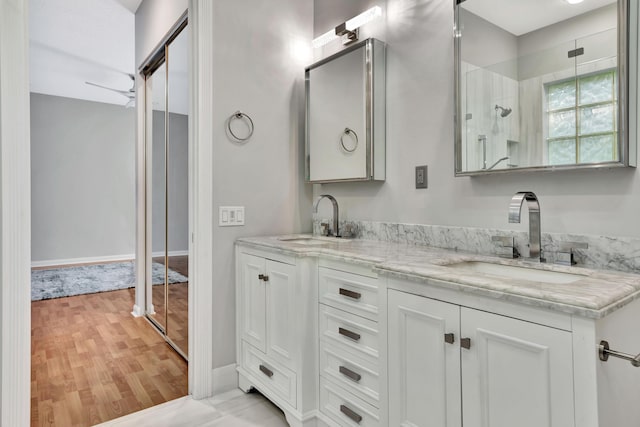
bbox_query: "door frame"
[0,1,216,424]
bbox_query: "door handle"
[339,288,361,300]
[338,327,361,342]
[339,366,362,382]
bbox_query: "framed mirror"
[454,0,637,175]
[306,38,386,183]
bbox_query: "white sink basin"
[277,237,333,245]
[444,261,586,284]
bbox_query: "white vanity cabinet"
[388,288,575,427]
[236,245,320,426]
[317,260,387,427]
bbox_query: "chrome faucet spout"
[508,191,542,262]
[313,194,340,237]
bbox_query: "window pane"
[549,110,576,138]
[579,104,615,134]
[580,134,615,163]
[547,80,576,110]
[548,138,576,165]
[579,72,614,105]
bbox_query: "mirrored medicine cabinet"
[454,0,637,175]
[306,38,386,183]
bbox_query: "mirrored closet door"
[143,18,189,360]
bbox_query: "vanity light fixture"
[312,6,382,48]
[565,0,584,4]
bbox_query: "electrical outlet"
[415,165,428,189]
[219,206,245,226]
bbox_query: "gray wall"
[135,0,313,372]
[313,0,640,240]
[135,0,188,68]
[150,110,189,254]
[30,93,135,263]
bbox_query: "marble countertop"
[237,234,640,319]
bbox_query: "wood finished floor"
[151,255,189,355]
[31,287,188,427]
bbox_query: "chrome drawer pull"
[339,288,361,300]
[340,404,363,424]
[338,327,361,342]
[259,364,274,378]
[339,366,362,382]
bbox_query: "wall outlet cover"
[415,165,428,189]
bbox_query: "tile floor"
[95,389,289,427]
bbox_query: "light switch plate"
[415,165,428,189]
[219,206,245,226]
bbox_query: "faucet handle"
[491,235,520,259]
[556,242,588,266]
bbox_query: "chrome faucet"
[508,191,543,262]
[313,194,340,237]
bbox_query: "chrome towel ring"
[340,128,358,153]
[228,111,254,142]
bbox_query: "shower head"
[495,105,512,117]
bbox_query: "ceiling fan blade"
[85,81,135,98]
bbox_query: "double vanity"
[235,232,640,427]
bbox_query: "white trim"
[211,364,239,396]
[189,0,214,399]
[31,253,136,268]
[131,304,145,318]
[151,250,189,258]
[0,0,31,424]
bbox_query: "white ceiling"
[462,0,616,36]
[30,0,138,106]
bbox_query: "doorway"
[142,19,190,360]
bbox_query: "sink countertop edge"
[236,235,640,318]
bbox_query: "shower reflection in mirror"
[455,0,632,175]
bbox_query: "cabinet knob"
[338,327,361,342]
[461,337,471,350]
[444,333,455,344]
[258,274,269,281]
[339,366,362,382]
[340,404,363,423]
[259,364,274,378]
[339,288,362,300]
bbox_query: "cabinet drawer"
[319,267,379,321]
[320,305,379,362]
[242,342,297,408]
[320,377,379,427]
[320,342,379,406]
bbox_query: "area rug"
[31,261,188,301]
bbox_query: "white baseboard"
[211,363,239,396]
[131,304,145,318]
[32,250,190,268]
[31,253,135,268]
[151,250,189,258]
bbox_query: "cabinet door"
[241,254,266,353]
[388,289,462,427]
[461,308,574,427]
[265,259,296,368]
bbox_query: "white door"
[461,308,575,427]
[241,253,267,352]
[265,259,296,368]
[388,289,462,427]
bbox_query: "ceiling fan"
[85,73,136,108]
